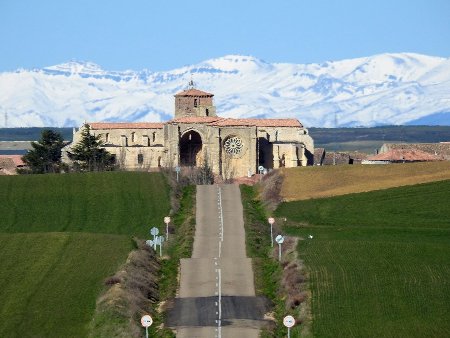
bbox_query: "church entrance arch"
[179,130,202,166]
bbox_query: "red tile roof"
[89,122,164,129]
[174,88,214,97]
[367,149,442,162]
[0,155,25,167]
[210,118,302,127]
[167,116,224,124]
[90,117,303,129]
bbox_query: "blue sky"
[0,0,449,71]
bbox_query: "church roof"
[166,116,303,127]
[167,116,223,124]
[210,118,303,127]
[89,122,164,129]
[174,88,214,97]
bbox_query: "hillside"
[280,161,450,201]
[276,180,450,337]
[1,53,450,128]
[0,172,171,338]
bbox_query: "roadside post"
[283,315,295,338]
[164,216,171,240]
[268,217,275,247]
[258,165,264,181]
[275,235,285,261]
[150,227,159,250]
[175,166,181,182]
[157,235,165,257]
[141,314,153,338]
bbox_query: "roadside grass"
[276,180,450,337]
[0,232,131,338]
[153,185,196,338]
[240,185,286,337]
[0,172,170,237]
[281,161,450,201]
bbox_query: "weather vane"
[188,75,195,89]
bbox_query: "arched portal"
[179,130,202,166]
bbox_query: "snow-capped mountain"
[1,53,449,128]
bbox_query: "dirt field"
[281,161,450,201]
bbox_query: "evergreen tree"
[21,129,65,174]
[196,150,214,184]
[67,124,115,171]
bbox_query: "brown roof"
[174,88,214,97]
[367,149,442,162]
[0,155,25,172]
[210,118,302,127]
[167,116,224,124]
[381,143,450,160]
[89,122,164,130]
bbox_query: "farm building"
[362,148,443,164]
[0,155,25,175]
[379,142,450,161]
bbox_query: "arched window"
[194,98,198,107]
[131,132,135,143]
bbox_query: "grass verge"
[240,185,286,337]
[151,185,196,337]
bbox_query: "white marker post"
[275,235,285,261]
[158,236,165,257]
[164,216,171,241]
[268,217,275,247]
[141,314,153,338]
[283,315,295,338]
[175,166,181,182]
[258,165,264,182]
[150,227,159,250]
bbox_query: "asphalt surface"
[168,185,269,338]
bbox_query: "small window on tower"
[206,108,209,116]
[194,98,198,107]
[138,154,144,164]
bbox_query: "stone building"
[65,87,314,177]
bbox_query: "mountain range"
[1,53,449,128]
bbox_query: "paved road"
[168,185,268,338]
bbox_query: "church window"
[105,133,109,143]
[194,98,198,107]
[138,154,144,164]
[224,136,244,156]
[131,132,135,143]
[152,132,156,142]
[206,108,209,116]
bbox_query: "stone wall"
[174,96,216,118]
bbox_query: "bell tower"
[174,82,217,118]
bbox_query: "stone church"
[67,87,314,178]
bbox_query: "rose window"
[224,136,243,156]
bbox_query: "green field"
[0,233,131,338]
[276,180,450,337]
[0,172,171,338]
[0,172,170,237]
